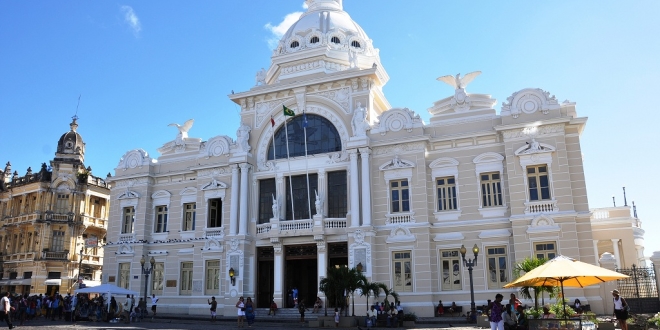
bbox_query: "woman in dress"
[245,297,255,327]
[612,290,629,330]
[235,296,245,328]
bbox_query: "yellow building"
[0,117,109,296]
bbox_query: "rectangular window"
[118,263,130,289]
[151,262,164,295]
[205,260,220,295]
[154,206,168,233]
[390,179,410,213]
[207,199,222,228]
[436,177,457,211]
[327,171,347,218]
[285,174,318,220]
[121,207,134,234]
[23,272,32,279]
[51,231,65,252]
[47,272,61,279]
[55,194,69,214]
[487,246,508,289]
[534,242,556,260]
[180,262,193,295]
[258,179,276,224]
[183,203,196,231]
[392,251,412,292]
[527,165,551,201]
[440,249,462,291]
[481,172,503,207]
[9,272,17,280]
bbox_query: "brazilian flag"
[283,105,295,117]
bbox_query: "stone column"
[349,149,360,227]
[273,240,284,307]
[611,239,621,269]
[229,165,240,235]
[599,252,618,314]
[317,169,326,216]
[276,174,284,220]
[593,240,600,265]
[239,163,251,235]
[359,148,372,226]
[316,236,327,300]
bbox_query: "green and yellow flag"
[283,105,295,117]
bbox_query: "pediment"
[501,88,560,118]
[118,190,139,200]
[473,152,504,164]
[180,187,198,196]
[151,190,171,199]
[514,140,556,156]
[201,179,228,191]
[429,157,459,168]
[527,214,560,234]
[379,156,415,171]
[385,225,416,243]
[200,135,232,159]
[371,107,424,135]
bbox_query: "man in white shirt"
[0,292,14,329]
[366,306,377,328]
[123,295,132,324]
[151,294,159,319]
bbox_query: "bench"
[435,304,463,317]
[569,304,591,313]
[374,313,402,327]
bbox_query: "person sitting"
[449,301,458,316]
[396,301,403,316]
[541,305,556,328]
[268,300,278,316]
[503,304,518,330]
[386,306,398,328]
[313,297,323,313]
[379,302,385,314]
[437,300,444,316]
[573,299,583,314]
[516,305,529,330]
[366,305,377,328]
[130,307,139,323]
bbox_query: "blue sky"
[1,1,659,256]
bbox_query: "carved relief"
[385,225,415,243]
[117,149,152,171]
[371,108,423,135]
[310,87,350,113]
[372,141,426,156]
[379,155,415,171]
[202,136,232,159]
[502,124,565,140]
[501,88,560,118]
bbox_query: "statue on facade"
[255,68,267,86]
[272,194,279,219]
[348,49,358,69]
[314,190,322,216]
[351,102,370,137]
[168,119,194,146]
[236,122,251,152]
[436,71,482,90]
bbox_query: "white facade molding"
[371,107,424,135]
[501,88,560,118]
[117,149,154,171]
[526,214,560,234]
[433,232,465,241]
[478,229,512,239]
[385,225,416,243]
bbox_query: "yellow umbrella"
[504,255,629,317]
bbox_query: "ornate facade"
[102,0,645,316]
[0,118,109,296]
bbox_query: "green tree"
[357,274,382,315]
[512,257,554,309]
[377,283,399,310]
[319,265,363,316]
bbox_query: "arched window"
[268,114,341,160]
[351,40,361,48]
[290,40,300,48]
[310,36,319,44]
[331,36,341,44]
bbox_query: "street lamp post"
[140,256,155,304]
[460,244,479,323]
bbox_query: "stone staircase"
[254,307,321,320]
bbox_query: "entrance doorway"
[285,244,317,308]
[256,247,274,308]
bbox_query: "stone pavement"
[3,316,477,330]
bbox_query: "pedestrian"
[0,292,14,329]
[268,300,277,316]
[150,294,158,320]
[490,294,504,330]
[612,289,629,330]
[208,296,217,322]
[123,295,131,323]
[334,307,340,327]
[236,296,245,328]
[245,297,255,327]
[509,293,522,313]
[298,299,307,323]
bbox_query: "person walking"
[490,294,504,330]
[612,289,629,330]
[208,297,217,322]
[334,307,340,328]
[150,294,158,320]
[298,299,307,323]
[236,296,245,328]
[245,297,255,327]
[0,292,14,329]
[123,295,131,324]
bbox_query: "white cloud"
[264,2,307,50]
[121,5,141,37]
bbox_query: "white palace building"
[103,0,648,316]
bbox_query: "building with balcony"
[102,0,646,316]
[0,117,109,296]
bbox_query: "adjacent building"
[102,0,646,316]
[0,117,109,295]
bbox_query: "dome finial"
[70,115,79,132]
[305,0,342,11]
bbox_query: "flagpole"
[283,115,296,221]
[302,111,312,219]
[271,116,278,219]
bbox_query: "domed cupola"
[264,0,384,84]
[56,116,86,162]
